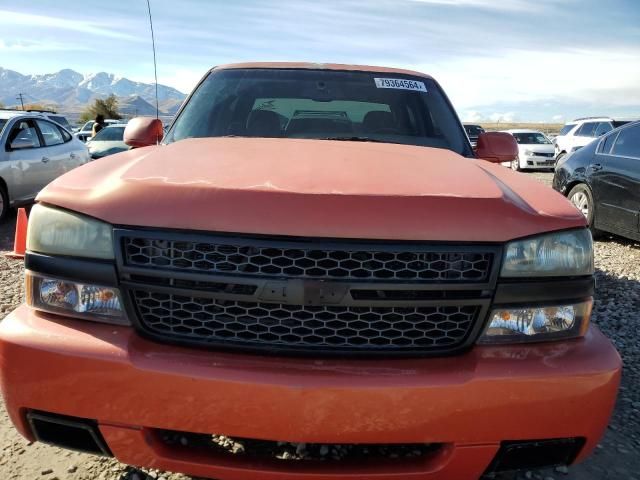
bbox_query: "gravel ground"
[0,171,638,479]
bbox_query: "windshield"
[512,132,551,144]
[166,68,471,155]
[93,126,125,141]
[612,120,632,128]
[559,124,576,136]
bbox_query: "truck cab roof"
[212,62,435,79]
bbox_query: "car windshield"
[559,124,575,135]
[166,68,472,156]
[93,126,125,141]
[512,132,551,144]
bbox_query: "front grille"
[532,152,554,158]
[123,236,493,282]
[159,429,443,463]
[117,230,498,356]
[133,290,479,352]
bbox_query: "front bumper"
[0,306,621,479]
[521,155,556,169]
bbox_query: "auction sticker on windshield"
[374,78,427,92]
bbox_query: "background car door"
[35,119,80,181]
[593,124,640,237]
[3,119,51,202]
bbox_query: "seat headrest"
[362,111,396,133]
[246,110,281,137]
[286,117,353,135]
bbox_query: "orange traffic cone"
[5,208,28,259]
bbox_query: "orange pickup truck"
[0,63,621,480]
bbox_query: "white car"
[1,109,73,132]
[86,124,129,159]
[500,129,555,171]
[74,119,120,143]
[553,116,638,162]
[0,111,90,221]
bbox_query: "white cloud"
[462,110,483,122]
[410,47,640,110]
[0,9,141,41]
[489,112,516,122]
[150,67,204,95]
[408,0,562,11]
[0,39,90,52]
[552,114,564,121]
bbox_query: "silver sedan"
[0,112,90,221]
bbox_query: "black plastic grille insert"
[133,290,480,351]
[123,237,493,282]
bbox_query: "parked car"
[500,129,555,170]
[86,124,129,159]
[0,109,73,132]
[553,120,640,241]
[75,119,120,143]
[0,110,90,221]
[553,116,638,162]
[28,110,73,131]
[0,63,620,480]
[463,123,485,147]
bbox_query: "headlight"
[524,149,533,156]
[26,271,129,325]
[479,299,592,343]
[27,204,113,259]
[501,229,593,277]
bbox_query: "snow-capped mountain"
[76,72,181,102]
[0,67,186,115]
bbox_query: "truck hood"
[38,137,585,242]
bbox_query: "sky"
[1,0,639,122]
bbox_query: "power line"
[16,93,25,110]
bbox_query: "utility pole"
[16,93,25,110]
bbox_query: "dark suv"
[463,123,485,147]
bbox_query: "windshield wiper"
[321,136,389,143]
[217,135,397,144]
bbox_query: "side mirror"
[124,117,164,148]
[9,138,35,150]
[475,132,519,163]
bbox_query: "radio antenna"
[146,0,159,120]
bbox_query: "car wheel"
[0,184,9,223]
[510,159,521,171]
[567,184,602,238]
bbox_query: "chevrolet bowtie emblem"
[261,279,349,305]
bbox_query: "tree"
[22,103,57,112]
[80,95,122,123]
